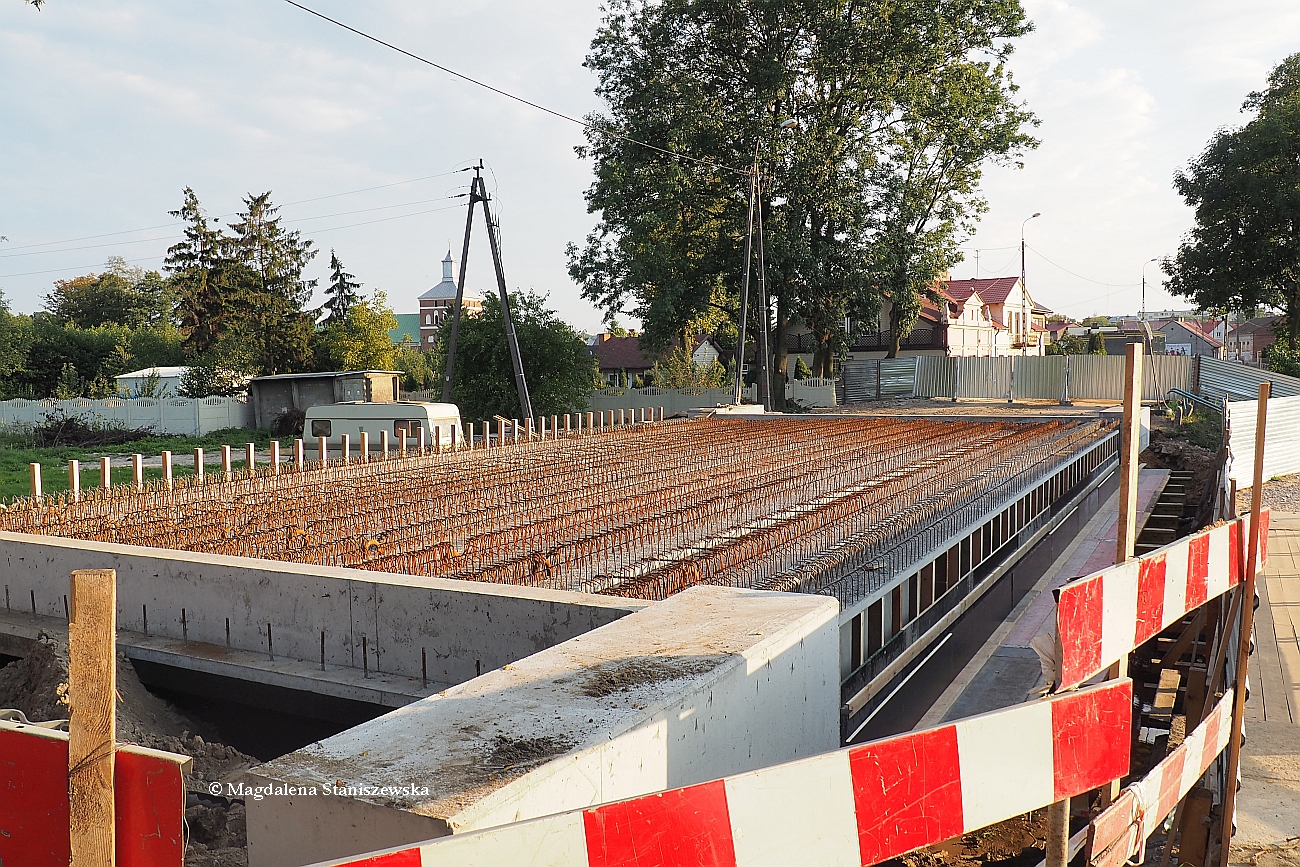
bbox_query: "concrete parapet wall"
[0,532,643,686]
[246,585,840,867]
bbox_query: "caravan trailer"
[302,402,463,450]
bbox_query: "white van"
[303,401,463,450]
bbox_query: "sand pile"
[0,633,256,866]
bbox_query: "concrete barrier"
[0,532,645,687]
[246,585,840,867]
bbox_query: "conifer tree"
[322,250,362,326]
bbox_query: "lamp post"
[1020,213,1041,292]
[1141,258,1159,320]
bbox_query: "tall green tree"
[568,0,1035,404]
[1167,53,1300,343]
[166,187,232,357]
[321,249,362,326]
[434,292,596,421]
[226,192,318,375]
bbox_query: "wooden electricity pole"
[440,161,533,422]
[1218,381,1269,866]
[68,568,117,866]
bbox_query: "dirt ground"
[888,811,1051,867]
[0,634,256,867]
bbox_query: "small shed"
[115,366,190,398]
[248,370,403,429]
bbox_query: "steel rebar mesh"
[0,417,1112,609]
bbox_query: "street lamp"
[1141,258,1160,319]
[1020,213,1041,291]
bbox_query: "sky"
[1,1,1298,331]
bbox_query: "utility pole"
[755,171,772,412]
[1141,258,1159,320]
[975,249,981,280]
[732,159,758,406]
[440,161,533,421]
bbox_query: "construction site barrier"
[1056,511,1268,690]
[1087,690,1235,867]
[0,720,188,867]
[0,395,254,436]
[303,679,1132,867]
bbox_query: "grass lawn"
[0,428,295,503]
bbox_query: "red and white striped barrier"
[1087,690,1235,867]
[306,680,1132,867]
[1056,510,1269,690]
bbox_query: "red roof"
[944,276,1021,305]
[1170,319,1223,348]
[591,336,655,372]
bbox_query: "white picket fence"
[0,396,254,436]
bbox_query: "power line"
[1026,244,1139,289]
[0,203,469,281]
[0,169,467,254]
[280,0,747,176]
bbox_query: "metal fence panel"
[1225,393,1300,484]
[956,357,1012,399]
[914,356,954,398]
[1013,356,1066,400]
[842,359,919,401]
[1198,357,1300,404]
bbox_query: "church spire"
[442,249,454,282]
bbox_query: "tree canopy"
[568,0,1036,398]
[316,292,399,371]
[165,187,318,385]
[433,291,597,421]
[1166,53,1300,343]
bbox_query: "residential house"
[1204,319,1228,344]
[1154,319,1224,358]
[418,251,484,350]
[1226,315,1283,363]
[590,333,724,386]
[785,275,1050,369]
[939,276,1048,357]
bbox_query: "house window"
[425,314,432,325]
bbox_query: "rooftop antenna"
[441,160,533,420]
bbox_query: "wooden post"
[483,420,490,449]
[1218,381,1270,866]
[587,411,594,431]
[360,431,369,462]
[245,442,256,476]
[1116,342,1144,565]
[497,418,505,447]
[221,445,232,482]
[399,429,407,457]
[193,447,204,484]
[341,433,351,464]
[433,426,441,454]
[270,441,281,475]
[161,451,172,490]
[318,435,328,465]
[294,438,304,471]
[68,568,116,866]
[131,454,143,491]
[1047,799,1069,867]
[100,456,110,490]
[380,430,390,458]
[417,425,426,455]
[450,424,458,451]
[69,459,81,502]
[30,462,42,502]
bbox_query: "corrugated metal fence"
[841,359,918,401]
[856,355,1195,403]
[1198,357,1300,404]
[1225,393,1300,485]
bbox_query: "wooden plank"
[68,568,116,866]
[1178,787,1214,867]
[1218,382,1270,866]
[1151,668,1181,726]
